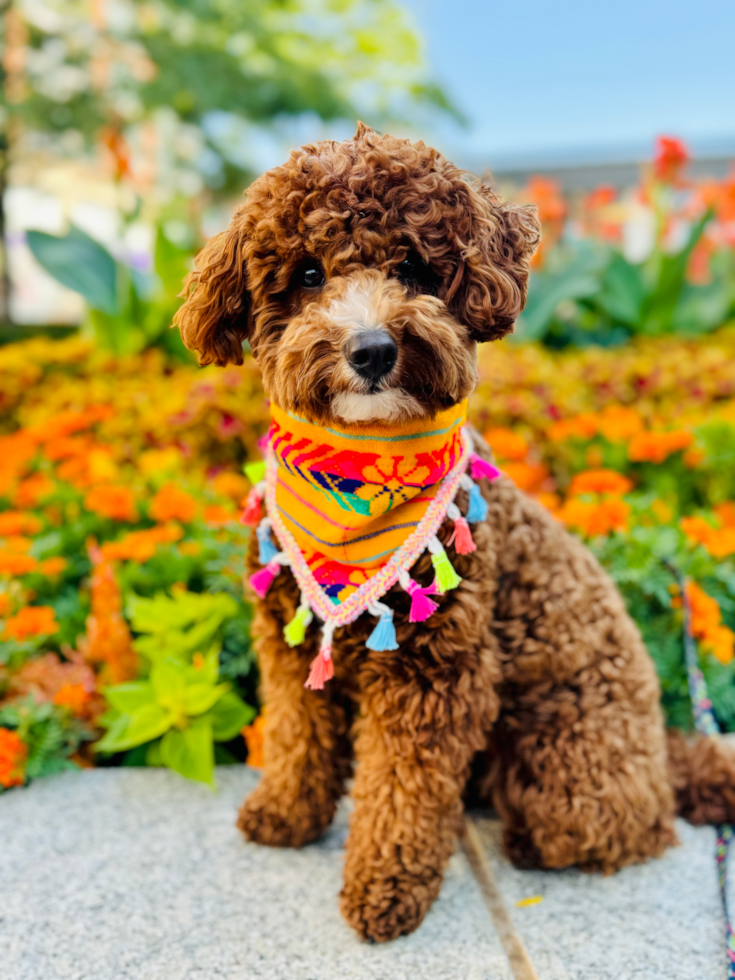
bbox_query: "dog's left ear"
[446,183,541,342]
[174,214,251,366]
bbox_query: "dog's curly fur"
[175,125,735,943]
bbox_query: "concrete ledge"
[0,769,510,980]
[474,816,725,980]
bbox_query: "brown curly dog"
[175,124,735,943]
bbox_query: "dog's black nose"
[348,331,397,383]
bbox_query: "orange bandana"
[242,400,500,689]
[269,401,468,603]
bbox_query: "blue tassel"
[257,523,279,564]
[466,480,488,523]
[366,611,399,651]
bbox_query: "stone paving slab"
[0,768,511,980]
[475,816,725,980]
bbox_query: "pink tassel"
[449,516,477,555]
[249,560,280,598]
[240,488,262,527]
[405,579,439,623]
[305,647,334,690]
[470,454,501,482]
[256,430,271,452]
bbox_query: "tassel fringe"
[366,602,399,651]
[284,601,313,647]
[240,486,263,527]
[428,537,462,593]
[447,502,477,554]
[305,647,334,690]
[249,559,281,598]
[470,453,501,482]
[256,518,279,564]
[399,571,439,622]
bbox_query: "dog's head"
[175,124,540,426]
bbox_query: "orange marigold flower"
[211,471,250,500]
[569,469,633,497]
[243,714,266,769]
[12,473,55,508]
[548,413,599,443]
[681,516,735,558]
[707,625,735,665]
[714,502,735,528]
[39,556,67,577]
[681,515,717,549]
[484,427,529,461]
[501,461,549,494]
[44,435,93,462]
[0,552,38,576]
[3,536,32,553]
[0,511,43,537]
[0,728,27,788]
[84,485,138,523]
[628,430,693,464]
[78,545,137,683]
[558,497,630,537]
[535,492,561,514]
[53,683,92,715]
[675,582,735,665]
[149,483,197,524]
[100,523,183,563]
[597,406,644,442]
[204,504,235,526]
[4,605,58,640]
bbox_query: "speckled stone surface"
[475,815,725,980]
[0,768,511,980]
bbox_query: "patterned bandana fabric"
[269,400,468,604]
[241,397,500,691]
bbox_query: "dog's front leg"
[340,646,499,942]
[237,603,350,848]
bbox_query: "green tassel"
[284,604,313,647]
[431,545,462,593]
[244,460,266,484]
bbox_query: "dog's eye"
[295,262,325,289]
[394,251,437,294]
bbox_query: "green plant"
[0,699,89,785]
[517,212,735,348]
[96,587,254,784]
[26,224,191,358]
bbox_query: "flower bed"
[1,329,734,788]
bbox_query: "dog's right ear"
[174,219,251,366]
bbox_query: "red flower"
[654,136,689,184]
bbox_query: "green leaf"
[26,225,119,315]
[159,718,215,785]
[205,691,255,741]
[517,246,605,341]
[640,211,713,335]
[595,253,646,326]
[183,682,229,717]
[104,682,155,714]
[150,658,186,710]
[97,704,173,753]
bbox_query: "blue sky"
[401,0,735,168]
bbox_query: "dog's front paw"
[340,868,441,943]
[237,782,332,848]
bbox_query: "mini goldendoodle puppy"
[175,124,735,943]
